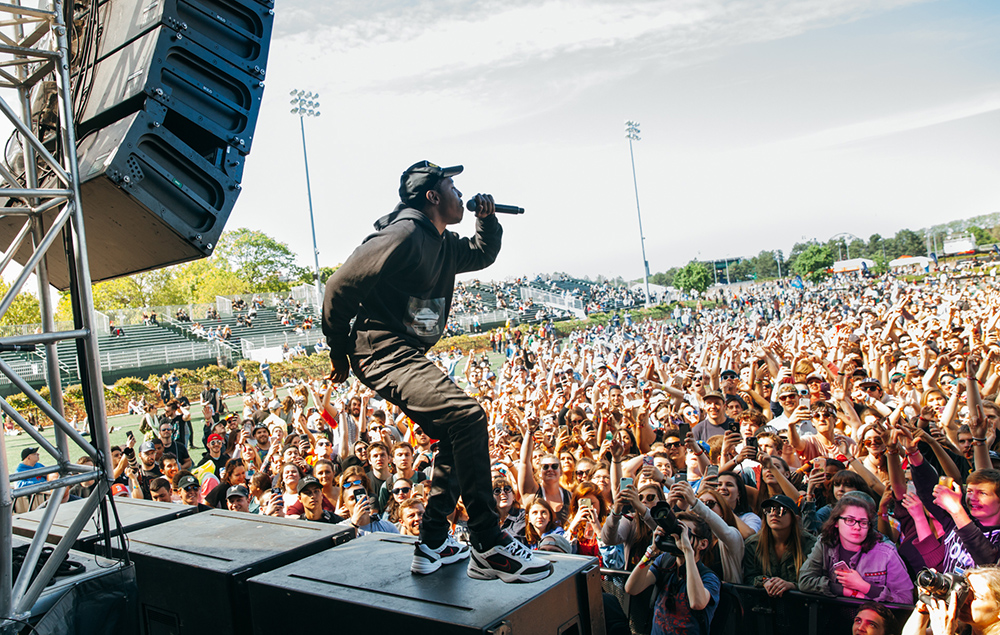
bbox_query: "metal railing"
[0,321,77,337]
[216,296,233,318]
[454,309,514,329]
[240,329,325,356]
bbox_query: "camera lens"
[917,569,951,595]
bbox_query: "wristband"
[973,437,987,442]
[906,447,921,456]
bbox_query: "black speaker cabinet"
[117,509,354,635]
[13,497,201,553]
[95,0,274,79]
[78,24,264,152]
[0,104,242,287]
[248,534,607,635]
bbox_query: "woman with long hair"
[717,470,761,539]
[601,482,665,570]
[742,495,817,597]
[493,478,525,542]
[312,458,340,509]
[669,481,745,584]
[383,475,414,524]
[566,482,608,560]
[279,462,302,508]
[524,496,562,549]
[799,493,914,603]
[204,458,247,509]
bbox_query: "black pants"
[350,343,501,551]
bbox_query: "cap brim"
[441,165,463,177]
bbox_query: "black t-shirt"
[162,440,190,464]
[306,510,345,524]
[198,452,230,477]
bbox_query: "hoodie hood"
[373,203,437,232]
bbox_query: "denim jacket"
[798,538,914,604]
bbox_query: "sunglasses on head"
[343,479,363,489]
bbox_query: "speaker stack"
[0,0,274,288]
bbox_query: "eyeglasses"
[700,499,717,509]
[343,479,363,489]
[763,506,789,517]
[392,487,411,495]
[493,485,513,495]
[638,493,659,503]
[540,463,560,471]
[839,516,870,529]
[665,441,682,449]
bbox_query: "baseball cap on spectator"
[297,476,322,494]
[720,369,738,379]
[703,390,725,403]
[850,368,868,380]
[207,434,224,445]
[111,483,129,497]
[806,372,825,383]
[20,447,38,460]
[594,357,607,369]
[176,474,199,490]
[725,395,747,410]
[226,485,249,499]
[139,440,156,453]
[252,422,268,432]
[761,494,799,516]
[777,384,798,398]
[696,440,710,455]
[398,161,463,207]
[858,377,881,388]
[537,533,572,554]
[649,390,668,407]
[267,399,280,411]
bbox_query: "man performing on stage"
[322,160,552,583]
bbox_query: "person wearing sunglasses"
[171,471,211,511]
[336,467,398,536]
[383,475,416,524]
[519,420,573,528]
[492,478,526,543]
[602,482,666,570]
[742,495,816,597]
[799,493,913,603]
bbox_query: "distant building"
[943,233,975,255]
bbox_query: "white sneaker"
[411,535,470,575]
[467,535,554,583]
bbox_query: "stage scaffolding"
[0,0,120,629]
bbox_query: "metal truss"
[0,0,117,628]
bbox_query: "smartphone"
[642,456,654,467]
[353,490,367,506]
[832,560,850,573]
[126,430,134,442]
[579,498,593,509]
[745,436,758,449]
[799,397,810,409]
[619,477,633,490]
[606,432,614,442]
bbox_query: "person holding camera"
[903,566,1000,635]
[624,514,721,635]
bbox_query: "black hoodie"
[322,205,502,359]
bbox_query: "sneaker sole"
[467,555,555,584]
[411,547,470,575]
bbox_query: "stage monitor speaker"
[13,497,202,552]
[248,534,607,635]
[77,25,264,153]
[0,103,243,287]
[113,509,353,635]
[95,0,274,79]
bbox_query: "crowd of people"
[33,268,1000,634]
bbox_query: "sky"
[17,0,1000,288]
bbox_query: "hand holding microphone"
[467,194,524,215]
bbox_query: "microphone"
[466,200,524,215]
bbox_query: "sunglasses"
[493,485,513,495]
[540,463,560,471]
[864,438,884,446]
[343,479,363,489]
[638,493,659,503]
[576,470,590,478]
[182,485,199,492]
[569,418,585,424]
[813,411,835,419]
[763,505,789,517]
[700,499,717,509]
[778,394,798,401]
[861,386,881,392]
[665,441,682,449]
[392,487,412,495]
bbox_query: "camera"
[649,502,683,556]
[123,447,138,470]
[917,568,969,607]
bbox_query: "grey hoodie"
[322,204,502,359]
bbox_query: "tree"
[791,244,834,283]
[0,279,41,325]
[673,261,712,293]
[969,225,991,246]
[893,229,925,258]
[213,228,297,293]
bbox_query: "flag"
[791,275,804,289]
[930,252,939,265]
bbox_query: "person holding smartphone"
[336,467,398,536]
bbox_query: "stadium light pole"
[290,89,323,310]
[625,121,650,306]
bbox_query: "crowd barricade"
[600,569,915,635]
